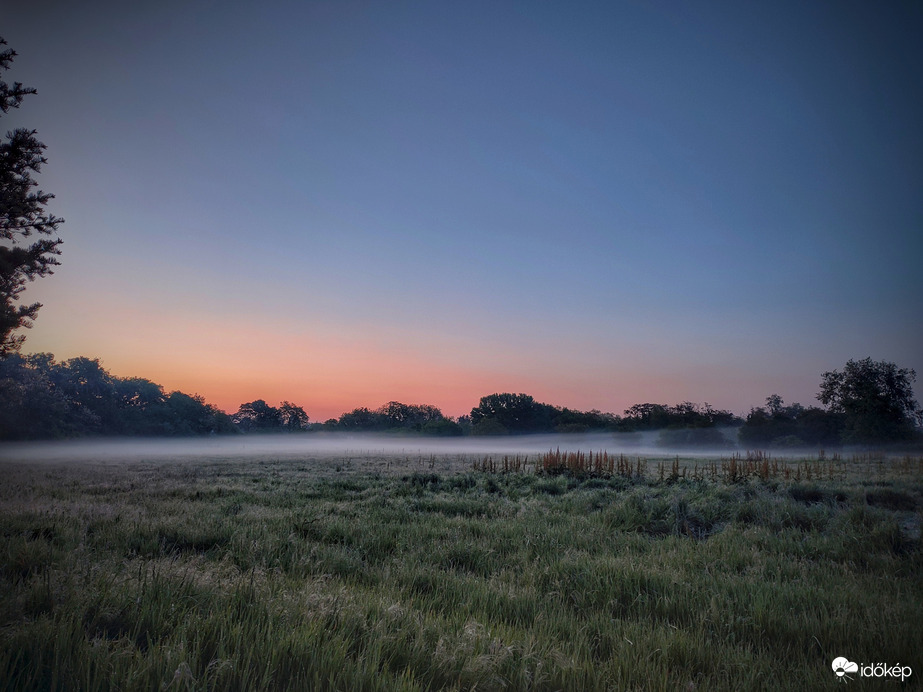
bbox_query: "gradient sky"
[4,0,922,421]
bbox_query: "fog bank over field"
[0,431,759,464]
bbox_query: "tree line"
[1,352,919,447]
[2,40,920,449]
[0,353,234,439]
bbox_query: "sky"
[3,0,922,421]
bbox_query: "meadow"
[1,446,921,691]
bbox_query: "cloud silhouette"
[832,657,859,676]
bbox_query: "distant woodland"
[2,40,920,451]
[1,353,920,448]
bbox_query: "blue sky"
[4,0,922,419]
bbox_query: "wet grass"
[0,455,921,690]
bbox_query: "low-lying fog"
[0,431,767,464]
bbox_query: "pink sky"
[23,273,823,421]
[6,1,920,423]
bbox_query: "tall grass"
[1,454,920,690]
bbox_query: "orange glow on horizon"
[25,294,763,422]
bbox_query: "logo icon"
[832,657,859,681]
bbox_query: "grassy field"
[1,450,921,690]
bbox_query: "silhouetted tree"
[0,353,74,438]
[421,418,464,436]
[470,393,557,434]
[738,407,782,447]
[765,394,784,416]
[336,406,386,431]
[471,417,508,436]
[234,400,282,432]
[621,402,738,431]
[553,407,620,433]
[57,357,117,433]
[738,395,843,448]
[161,391,233,435]
[330,401,448,433]
[621,403,672,430]
[0,353,233,438]
[279,401,309,431]
[818,358,921,444]
[454,414,472,436]
[113,377,166,434]
[0,38,64,355]
[376,401,444,431]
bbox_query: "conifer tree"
[0,37,64,355]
